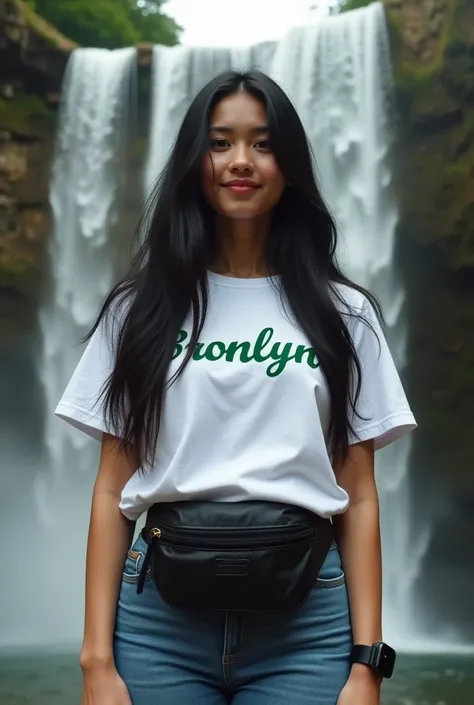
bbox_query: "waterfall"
[40,46,137,492]
[0,48,136,648]
[144,3,424,649]
[3,3,467,652]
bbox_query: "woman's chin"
[217,205,268,220]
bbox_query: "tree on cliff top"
[24,0,181,49]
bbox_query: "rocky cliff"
[0,0,75,338]
[385,0,474,636]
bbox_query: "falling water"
[0,48,136,647]
[40,46,137,495]
[144,3,427,650]
[2,4,468,652]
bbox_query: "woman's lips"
[222,180,261,194]
[228,185,257,193]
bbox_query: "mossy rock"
[386,0,474,273]
[0,95,56,135]
[448,203,474,269]
[387,0,474,524]
[442,41,474,103]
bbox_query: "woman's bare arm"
[333,439,382,679]
[80,434,138,671]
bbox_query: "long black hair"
[88,69,381,466]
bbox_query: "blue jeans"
[114,534,352,704]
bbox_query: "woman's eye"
[209,137,271,151]
[210,138,228,149]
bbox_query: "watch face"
[375,643,396,678]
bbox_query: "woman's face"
[202,91,286,220]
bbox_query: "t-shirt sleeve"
[54,307,124,441]
[348,295,417,450]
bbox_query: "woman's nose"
[228,145,254,174]
[229,159,254,174]
[229,160,253,174]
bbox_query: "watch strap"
[351,644,376,667]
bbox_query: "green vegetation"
[21,2,78,50]
[337,0,376,12]
[0,247,36,276]
[0,95,55,133]
[23,0,181,49]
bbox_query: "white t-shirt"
[55,273,416,521]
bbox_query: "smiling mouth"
[222,181,261,194]
[227,185,257,193]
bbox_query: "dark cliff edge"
[385,0,474,637]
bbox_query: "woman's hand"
[337,665,381,705]
[81,661,132,705]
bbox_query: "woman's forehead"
[210,92,268,129]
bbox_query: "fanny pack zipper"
[137,523,315,595]
[150,523,315,548]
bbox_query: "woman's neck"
[211,214,271,278]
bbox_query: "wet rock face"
[0,120,52,339]
[0,118,52,277]
[386,0,450,65]
[383,0,474,290]
[383,0,474,640]
[0,131,27,186]
[384,0,474,273]
[0,0,68,339]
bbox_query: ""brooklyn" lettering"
[172,327,319,378]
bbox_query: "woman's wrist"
[80,648,115,672]
[349,662,382,686]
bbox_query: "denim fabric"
[114,533,352,704]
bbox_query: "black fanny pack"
[137,500,334,613]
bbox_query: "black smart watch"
[351,642,396,679]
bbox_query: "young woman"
[56,70,416,705]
